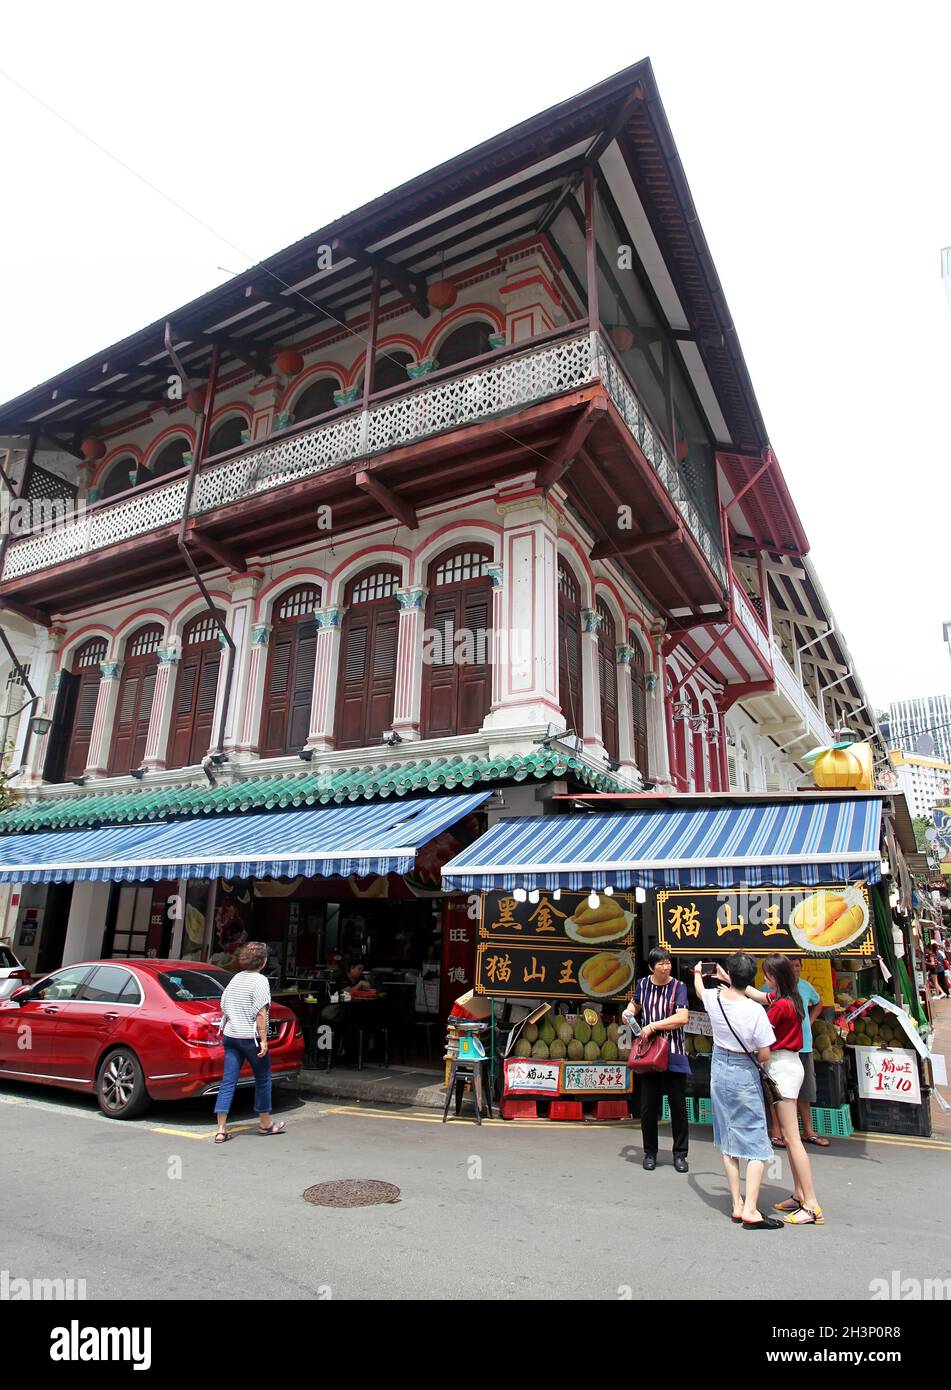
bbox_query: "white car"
[0,946,30,1000]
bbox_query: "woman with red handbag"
[622,947,690,1172]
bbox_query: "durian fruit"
[550,1039,567,1059]
[513,1038,533,1058]
[523,1023,539,1045]
[694,1035,713,1056]
[566,1039,584,1060]
[532,1040,550,1059]
[591,1021,607,1047]
[606,1022,620,1043]
[557,1023,574,1046]
[573,1018,592,1045]
[601,1040,619,1060]
[539,1019,556,1045]
[583,1040,600,1061]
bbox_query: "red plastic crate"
[500,1097,538,1120]
[594,1099,630,1120]
[549,1101,584,1122]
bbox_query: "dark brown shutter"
[169,659,198,768]
[367,610,398,740]
[597,603,618,761]
[191,648,221,761]
[65,671,102,778]
[630,644,649,776]
[421,548,493,739]
[458,591,491,735]
[335,615,370,748]
[557,566,583,735]
[288,621,318,752]
[108,673,141,775]
[335,608,397,749]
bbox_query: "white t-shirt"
[220,971,271,1040]
[701,987,775,1054]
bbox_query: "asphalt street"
[2,1079,948,1301]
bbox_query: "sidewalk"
[295,1062,447,1110]
[928,995,951,1138]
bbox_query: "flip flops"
[257,1121,286,1136]
[803,1134,830,1147]
[214,1132,231,1143]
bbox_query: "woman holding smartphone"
[622,947,690,1172]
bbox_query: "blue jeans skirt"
[214,1036,272,1116]
[710,1047,773,1162]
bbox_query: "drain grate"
[303,1179,401,1208]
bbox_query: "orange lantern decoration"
[813,742,874,791]
[274,347,304,376]
[80,436,106,462]
[427,280,457,312]
[609,325,634,354]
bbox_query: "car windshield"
[155,967,231,1002]
[0,947,20,969]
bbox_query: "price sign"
[561,1063,631,1094]
[855,1047,921,1105]
[503,1059,561,1095]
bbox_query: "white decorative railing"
[732,577,772,665]
[597,339,728,588]
[3,329,726,586]
[772,644,832,743]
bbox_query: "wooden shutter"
[168,615,223,767]
[44,671,79,784]
[260,626,294,756]
[630,643,649,777]
[260,587,320,756]
[335,568,399,749]
[367,609,398,741]
[422,548,493,739]
[108,628,161,775]
[191,648,221,763]
[422,588,459,738]
[63,640,107,779]
[335,614,370,748]
[287,621,318,752]
[597,602,618,761]
[557,563,583,734]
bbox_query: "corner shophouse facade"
[0,61,884,982]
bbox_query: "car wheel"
[96,1048,149,1119]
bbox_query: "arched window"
[151,439,189,478]
[292,378,339,423]
[629,637,649,777]
[108,625,162,775]
[372,350,413,394]
[48,637,109,782]
[422,545,493,739]
[260,585,321,756]
[434,321,493,370]
[334,566,400,749]
[168,612,224,768]
[557,560,583,735]
[100,458,137,500]
[207,416,246,456]
[596,600,618,761]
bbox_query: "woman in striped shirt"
[214,942,286,1142]
[622,947,691,1172]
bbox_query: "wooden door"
[422,547,492,738]
[169,614,223,768]
[108,626,162,775]
[557,561,583,734]
[597,600,618,760]
[63,638,108,779]
[260,586,321,756]
[630,640,649,776]
[335,568,399,749]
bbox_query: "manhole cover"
[303,1179,400,1208]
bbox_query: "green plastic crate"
[662,1095,713,1125]
[806,1104,853,1138]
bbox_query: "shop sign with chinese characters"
[561,1063,631,1094]
[855,1047,922,1105]
[656,885,874,957]
[503,1060,561,1095]
[476,944,630,999]
[479,890,635,944]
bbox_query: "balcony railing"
[772,643,832,743]
[2,329,726,586]
[731,569,772,667]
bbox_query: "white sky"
[2,1,949,708]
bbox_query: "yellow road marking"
[149,1126,215,1141]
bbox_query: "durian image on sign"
[578,949,635,999]
[564,895,633,944]
[789,886,869,953]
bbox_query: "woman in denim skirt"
[692,953,779,1230]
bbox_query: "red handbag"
[628,1029,669,1073]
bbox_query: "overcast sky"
[2,2,949,709]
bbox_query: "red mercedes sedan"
[0,959,303,1119]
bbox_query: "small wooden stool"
[442,1057,493,1124]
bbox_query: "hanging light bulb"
[889,885,899,909]
[587,891,600,911]
[513,887,527,903]
[604,886,614,897]
[552,889,562,901]
[635,887,647,904]
[528,888,540,904]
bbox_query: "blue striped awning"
[441,798,885,892]
[0,792,491,885]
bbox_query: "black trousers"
[637,1071,688,1157]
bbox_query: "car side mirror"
[9,985,31,1004]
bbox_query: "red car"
[0,958,303,1119]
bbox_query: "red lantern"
[427,280,457,312]
[609,325,634,354]
[80,436,106,461]
[274,347,304,376]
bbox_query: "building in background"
[887,748,951,821]
[884,694,951,765]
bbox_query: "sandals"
[773,1196,802,1213]
[803,1134,830,1147]
[742,1216,784,1230]
[214,1132,231,1143]
[257,1121,286,1136]
[771,1136,786,1147]
[783,1204,825,1226]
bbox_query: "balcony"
[1,328,727,607]
[770,643,833,745]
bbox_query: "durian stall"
[442,786,936,1134]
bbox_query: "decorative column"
[649,623,674,788]
[84,660,123,777]
[142,645,180,770]
[615,644,640,782]
[580,607,604,752]
[307,606,346,751]
[392,588,427,740]
[239,623,272,754]
[482,493,561,732]
[223,568,264,762]
[499,246,566,345]
[249,377,283,442]
[486,565,504,711]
